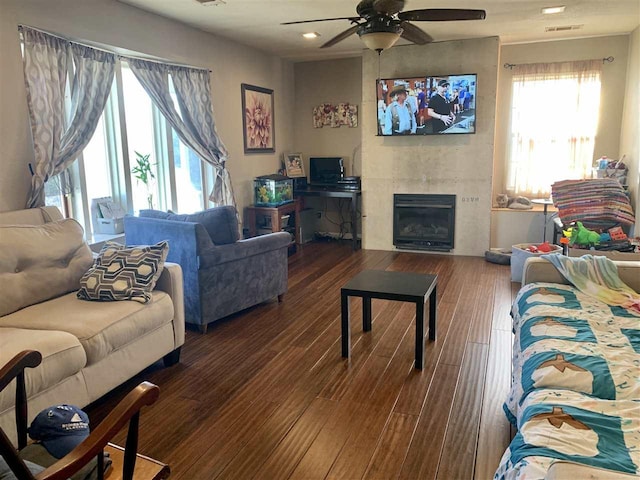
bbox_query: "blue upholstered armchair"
[124,206,290,333]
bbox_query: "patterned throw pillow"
[77,241,169,303]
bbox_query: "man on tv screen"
[383,84,417,135]
[428,79,456,133]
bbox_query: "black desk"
[340,270,437,369]
[295,187,362,250]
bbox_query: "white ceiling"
[118,0,640,61]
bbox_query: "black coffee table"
[341,270,437,370]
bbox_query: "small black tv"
[309,157,344,186]
[376,73,477,136]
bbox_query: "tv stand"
[295,187,362,250]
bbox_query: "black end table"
[341,270,437,370]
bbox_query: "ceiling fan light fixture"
[357,18,403,52]
[303,32,320,39]
[360,31,401,51]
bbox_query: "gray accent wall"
[361,37,500,256]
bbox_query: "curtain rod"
[116,54,212,73]
[503,56,614,69]
[18,24,212,73]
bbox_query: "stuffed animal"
[569,222,600,246]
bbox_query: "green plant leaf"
[131,152,155,185]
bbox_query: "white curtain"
[127,59,235,208]
[506,60,602,198]
[21,27,116,208]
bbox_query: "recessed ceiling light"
[303,32,320,39]
[541,5,566,14]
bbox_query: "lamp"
[360,31,401,51]
[357,17,403,53]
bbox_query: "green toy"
[569,222,600,246]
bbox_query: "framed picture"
[241,83,275,153]
[284,153,305,178]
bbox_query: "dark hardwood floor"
[85,242,516,479]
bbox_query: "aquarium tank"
[254,174,294,207]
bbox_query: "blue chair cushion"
[140,206,239,245]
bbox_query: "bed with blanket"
[495,255,640,480]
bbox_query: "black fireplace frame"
[393,194,456,251]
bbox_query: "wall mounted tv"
[376,74,477,136]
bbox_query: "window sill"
[492,205,557,213]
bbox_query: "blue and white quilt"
[496,282,640,479]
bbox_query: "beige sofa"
[522,257,640,291]
[0,207,185,443]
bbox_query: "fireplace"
[393,194,456,251]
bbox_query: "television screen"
[376,74,477,136]
[309,157,344,186]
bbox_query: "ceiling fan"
[282,0,486,52]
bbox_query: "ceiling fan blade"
[398,8,486,22]
[399,21,433,45]
[281,17,360,25]
[372,0,405,15]
[321,24,360,48]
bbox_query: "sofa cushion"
[140,206,239,245]
[77,241,168,304]
[0,291,174,365]
[0,328,86,414]
[138,210,171,220]
[182,207,239,245]
[0,206,63,226]
[0,219,94,317]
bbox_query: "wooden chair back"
[0,350,160,480]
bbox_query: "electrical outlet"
[316,211,322,219]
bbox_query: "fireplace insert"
[393,194,456,251]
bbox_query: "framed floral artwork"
[241,83,275,153]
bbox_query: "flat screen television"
[376,73,477,136]
[309,157,344,186]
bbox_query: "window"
[38,57,210,240]
[506,60,602,198]
[121,65,162,213]
[172,131,205,213]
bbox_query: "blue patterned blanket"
[496,282,640,479]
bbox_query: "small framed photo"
[284,153,305,178]
[241,83,275,153]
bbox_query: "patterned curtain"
[127,59,235,208]
[21,27,116,208]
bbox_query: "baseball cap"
[29,405,90,459]
[437,79,450,87]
